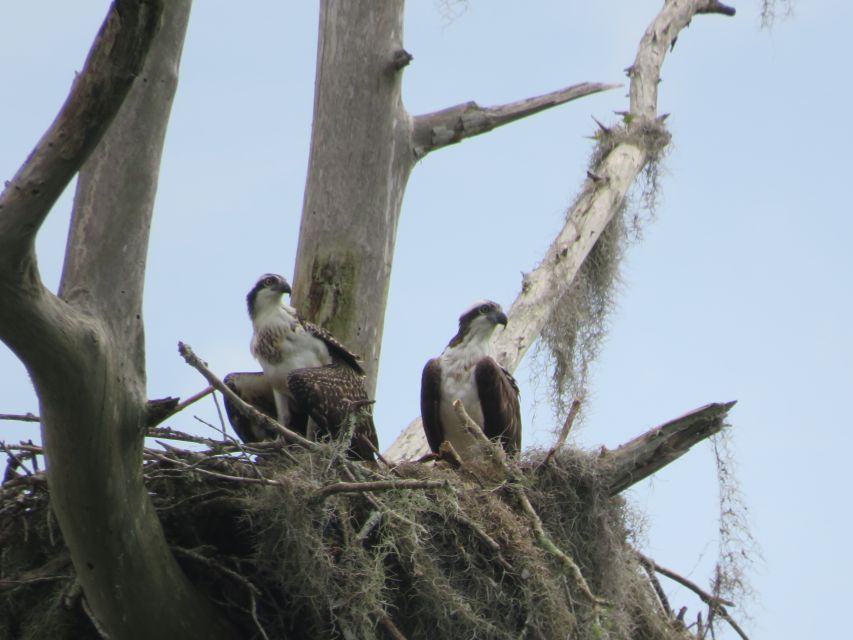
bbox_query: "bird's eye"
[263,276,276,287]
[479,304,492,314]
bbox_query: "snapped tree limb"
[412,82,620,157]
[602,401,736,496]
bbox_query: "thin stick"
[637,552,750,640]
[541,398,581,467]
[637,552,734,607]
[177,341,315,450]
[173,386,214,413]
[312,479,449,502]
[375,610,409,640]
[636,552,673,617]
[145,448,281,486]
[0,413,40,423]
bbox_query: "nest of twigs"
[1,428,700,640]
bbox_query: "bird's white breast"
[438,342,487,457]
[251,305,331,393]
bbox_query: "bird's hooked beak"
[278,280,292,296]
[489,310,508,327]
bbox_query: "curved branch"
[0,0,163,276]
[387,2,734,460]
[412,82,620,157]
[629,0,735,120]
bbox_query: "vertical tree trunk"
[0,2,235,637]
[293,0,413,395]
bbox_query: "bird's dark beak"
[490,310,508,327]
[279,281,292,296]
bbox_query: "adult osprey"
[244,273,378,460]
[420,300,521,460]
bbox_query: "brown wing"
[223,371,280,443]
[287,363,377,461]
[420,358,445,454]
[301,319,365,375]
[474,357,522,455]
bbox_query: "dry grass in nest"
[1,434,701,640]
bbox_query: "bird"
[243,273,378,460]
[222,371,279,444]
[420,300,521,460]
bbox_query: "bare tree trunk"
[292,0,411,396]
[292,1,613,397]
[0,2,234,637]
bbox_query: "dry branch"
[0,413,40,423]
[387,0,735,461]
[312,478,450,502]
[412,82,619,157]
[541,398,582,467]
[177,341,316,451]
[0,0,164,273]
[638,552,749,640]
[602,401,736,496]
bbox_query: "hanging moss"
[1,439,703,640]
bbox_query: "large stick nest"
[1,434,695,640]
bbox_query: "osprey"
[244,273,378,460]
[222,371,278,443]
[420,300,521,460]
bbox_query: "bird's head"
[449,300,508,347]
[247,273,292,318]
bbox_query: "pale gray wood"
[602,401,737,496]
[386,0,735,460]
[292,0,411,396]
[0,2,235,638]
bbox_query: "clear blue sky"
[2,2,850,638]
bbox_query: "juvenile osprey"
[420,301,521,460]
[222,371,278,443]
[245,273,378,460]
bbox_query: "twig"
[637,552,750,640]
[636,551,673,617]
[541,398,581,467]
[452,511,513,572]
[177,342,315,450]
[375,610,408,640]
[356,510,383,542]
[1,442,34,477]
[145,448,281,486]
[357,431,394,469]
[0,413,40,423]
[173,386,214,413]
[637,552,734,608]
[312,479,449,502]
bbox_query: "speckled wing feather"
[474,358,522,455]
[223,371,280,443]
[300,320,365,374]
[287,363,377,460]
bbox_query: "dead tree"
[0,1,738,638]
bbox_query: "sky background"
[2,2,850,638]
